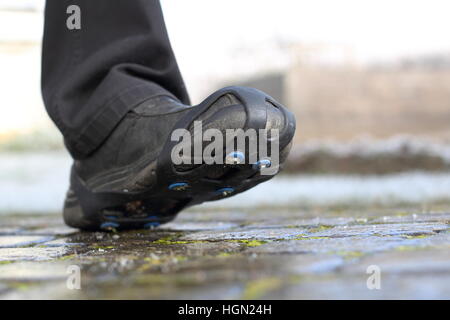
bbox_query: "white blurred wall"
[0,1,48,135]
[1,0,450,136]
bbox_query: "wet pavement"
[0,204,449,299]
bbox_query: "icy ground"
[0,151,449,299]
[1,151,450,214]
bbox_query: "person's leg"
[43,0,296,231]
[42,0,189,159]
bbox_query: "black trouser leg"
[42,0,189,159]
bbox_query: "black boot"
[64,86,296,230]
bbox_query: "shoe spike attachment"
[253,159,272,171]
[225,151,245,165]
[168,182,189,191]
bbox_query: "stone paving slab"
[0,261,69,281]
[0,206,448,299]
[0,247,68,262]
[0,236,53,248]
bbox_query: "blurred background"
[1,0,450,214]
